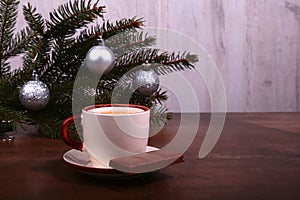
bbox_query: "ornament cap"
[97,35,104,46]
[142,61,151,70]
[31,70,39,81]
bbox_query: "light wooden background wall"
[14,0,300,112]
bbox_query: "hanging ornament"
[132,62,160,96]
[19,70,50,111]
[85,36,115,74]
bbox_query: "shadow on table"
[33,159,174,188]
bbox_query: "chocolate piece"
[109,149,183,173]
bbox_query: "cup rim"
[82,104,150,115]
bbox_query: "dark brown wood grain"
[0,113,299,200]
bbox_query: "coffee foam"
[88,107,144,115]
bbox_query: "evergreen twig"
[23,3,45,35]
[101,17,144,38]
[5,27,36,58]
[72,17,145,55]
[46,0,105,37]
[0,0,19,76]
[105,31,156,57]
[114,48,198,76]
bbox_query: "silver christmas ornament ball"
[19,71,50,111]
[85,38,115,74]
[133,63,160,96]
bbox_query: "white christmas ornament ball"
[85,39,115,74]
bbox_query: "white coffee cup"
[60,104,150,167]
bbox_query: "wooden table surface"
[0,113,299,200]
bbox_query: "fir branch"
[101,17,144,39]
[73,17,145,52]
[153,51,198,75]
[0,0,19,52]
[21,36,50,80]
[10,35,51,91]
[0,75,26,122]
[105,31,156,57]
[114,48,198,76]
[38,36,95,86]
[39,37,78,84]
[0,61,10,76]
[150,105,168,118]
[0,0,19,76]
[152,88,168,104]
[31,113,63,138]
[150,105,171,127]
[130,87,168,108]
[5,27,36,58]
[43,82,74,117]
[23,3,45,35]
[46,0,105,37]
[0,105,25,122]
[52,17,146,74]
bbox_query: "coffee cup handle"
[60,115,83,151]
